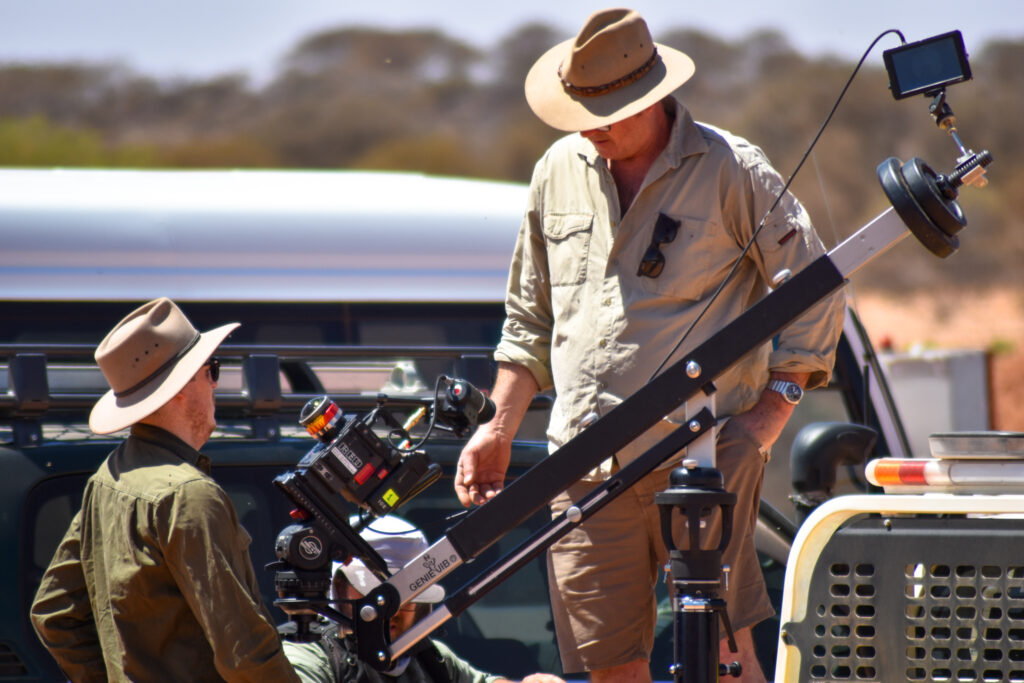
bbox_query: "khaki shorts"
[546,418,775,673]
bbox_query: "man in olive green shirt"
[31,298,299,682]
[456,9,844,683]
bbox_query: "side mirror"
[789,422,878,525]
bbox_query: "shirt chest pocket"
[542,212,593,287]
[638,216,723,301]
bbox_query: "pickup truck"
[0,168,907,680]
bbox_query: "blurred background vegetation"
[0,22,1019,292]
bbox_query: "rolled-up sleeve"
[495,170,555,391]
[735,156,846,389]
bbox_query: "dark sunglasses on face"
[637,213,681,278]
[205,357,220,383]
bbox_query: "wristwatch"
[767,379,804,405]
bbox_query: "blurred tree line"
[0,22,1019,291]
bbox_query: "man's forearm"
[487,362,541,439]
[732,371,810,450]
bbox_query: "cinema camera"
[267,375,494,640]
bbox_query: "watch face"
[770,380,802,404]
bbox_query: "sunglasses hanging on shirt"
[636,213,681,278]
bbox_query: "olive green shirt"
[496,97,845,477]
[30,424,300,682]
[284,635,500,683]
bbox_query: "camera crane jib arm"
[275,38,993,669]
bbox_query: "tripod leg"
[671,594,719,682]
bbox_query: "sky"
[1,0,1022,84]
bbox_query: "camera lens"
[299,396,344,443]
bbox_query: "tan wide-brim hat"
[525,8,695,132]
[89,297,239,435]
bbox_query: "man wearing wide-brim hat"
[456,8,844,683]
[31,298,300,682]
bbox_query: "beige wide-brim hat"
[333,515,446,604]
[89,297,239,435]
[525,8,695,132]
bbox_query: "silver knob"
[772,269,792,287]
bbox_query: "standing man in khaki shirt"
[455,9,844,683]
[31,298,300,682]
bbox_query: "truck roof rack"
[0,343,536,446]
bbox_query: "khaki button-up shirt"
[30,424,300,682]
[495,98,845,479]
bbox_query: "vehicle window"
[27,476,88,579]
[32,495,77,569]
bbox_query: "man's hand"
[728,371,810,454]
[455,425,512,507]
[454,362,539,507]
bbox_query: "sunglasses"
[205,357,220,383]
[636,213,681,278]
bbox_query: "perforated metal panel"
[781,515,1024,682]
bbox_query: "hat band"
[559,48,659,98]
[113,332,202,398]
